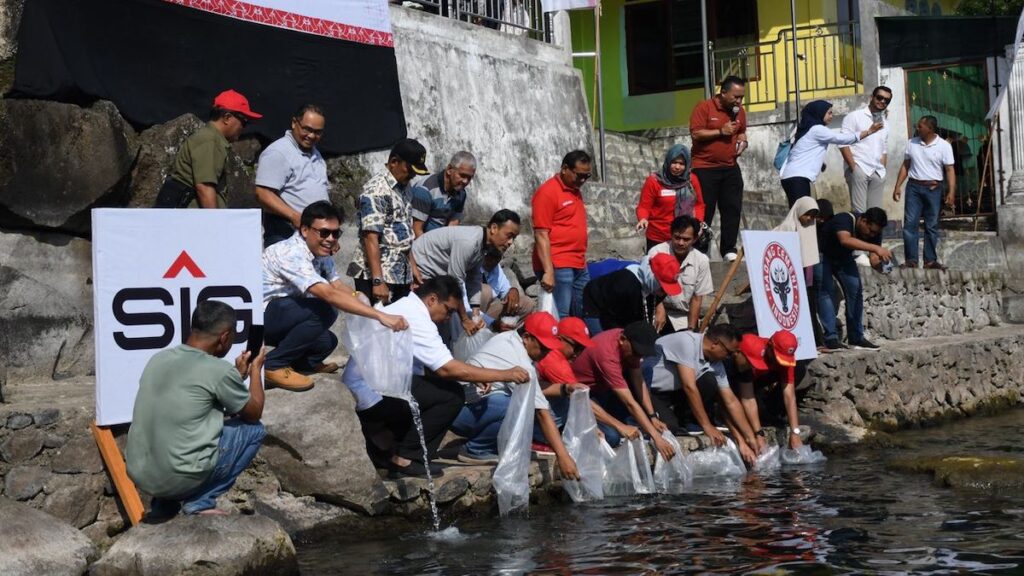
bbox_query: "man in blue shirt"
[411,151,476,237]
[480,248,535,330]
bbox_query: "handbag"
[773,123,799,172]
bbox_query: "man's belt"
[909,178,941,189]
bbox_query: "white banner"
[541,0,596,13]
[741,231,817,362]
[92,209,264,426]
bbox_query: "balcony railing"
[398,0,553,42]
[711,21,863,109]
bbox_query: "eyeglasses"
[573,171,592,181]
[713,338,740,356]
[231,113,249,127]
[442,302,458,318]
[874,95,892,104]
[309,226,342,239]
[296,123,324,137]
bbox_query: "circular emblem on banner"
[761,242,800,330]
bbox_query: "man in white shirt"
[892,115,956,270]
[341,275,530,479]
[647,215,714,333]
[841,86,892,212]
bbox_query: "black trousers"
[781,176,812,208]
[694,166,744,256]
[358,374,465,463]
[649,372,721,434]
[354,277,412,306]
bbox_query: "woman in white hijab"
[773,196,824,347]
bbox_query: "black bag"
[154,178,195,208]
[694,221,713,254]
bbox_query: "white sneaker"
[724,252,738,262]
[855,253,871,267]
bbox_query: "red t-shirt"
[531,175,588,270]
[537,350,576,388]
[570,328,640,395]
[689,98,747,169]
[745,335,795,385]
[635,173,706,243]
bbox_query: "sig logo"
[112,251,253,351]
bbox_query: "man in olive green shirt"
[155,89,262,209]
[126,301,266,517]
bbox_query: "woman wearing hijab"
[581,253,681,335]
[779,100,882,207]
[774,196,824,348]
[636,144,705,252]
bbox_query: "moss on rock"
[888,455,1024,490]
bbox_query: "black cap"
[623,321,658,358]
[390,138,429,175]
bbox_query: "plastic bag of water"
[453,326,494,362]
[603,437,655,497]
[687,439,746,478]
[560,389,604,502]
[652,431,692,493]
[754,445,781,472]
[341,311,414,399]
[493,377,537,516]
[537,291,559,321]
[781,445,827,466]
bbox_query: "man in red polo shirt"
[734,330,805,450]
[532,150,592,318]
[690,76,748,262]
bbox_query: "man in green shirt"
[126,300,266,517]
[155,89,262,209]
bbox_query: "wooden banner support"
[91,423,144,526]
[699,247,745,332]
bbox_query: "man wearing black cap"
[351,138,430,304]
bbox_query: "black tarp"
[877,16,1018,68]
[10,0,407,155]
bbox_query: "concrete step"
[881,231,1006,271]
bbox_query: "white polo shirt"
[647,242,714,331]
[341,294,453,410]
[840,107,889,178]
[905,136,955,182]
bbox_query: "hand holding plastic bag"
[686,438,746,478]
[560,389,604,502]
[753,445,781,473]
[604,437,655,496]
[493,376,537,516]
[341,312,414,399]
[537,291,559,321]
[453,327,494,362]
[781,444,827,466]
[653,431,691,493]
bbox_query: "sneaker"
[848,338,880,351]
[388,459,445,479]
[683,423,704,436]
[900,261,918,269]
[531,441,555,455]
[855,253,872,267]
[314,362,340,374]
[724,252,738,262]
[457,448,500,465]
[824,339,844,351]
[265,368,314,392]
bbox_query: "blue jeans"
[903,181,941,264]
[450,393,511,457]
[264,296,338,371]
[149,419,266,516]
[553,267,590,318]
[534,391,631,448]
[583,317,604,336]
[818,256,863,343]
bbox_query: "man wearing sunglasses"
[155,89,261,209]
[262,201,409,392]
[840,86,892,212]
[255,104,329,247]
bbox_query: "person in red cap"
[734,330,806,450]
[155,89,261,209]
[449,312,581,482]
[581,253,682,336]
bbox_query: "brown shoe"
[923,261,948,271]
[900,261,918,269]
[314,362,340,374]
[265,368,314,392]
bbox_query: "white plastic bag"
[603,437,655,496]
[560,389,604,502]
[537,290,559,320]
[453,327,494,362]
[753,445,781,473]
[341,312,414,399]
[493,378,537,516]
[780,445,827,466]
[652,431,691,494]
[686,439,746,478]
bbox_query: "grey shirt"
[255,132,329,214]
[649,331,729,392]
[411,172,468,232]
[411,225,487,306]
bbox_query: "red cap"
[213,89,262,119]
[523,312,563,352]
[739,333,769,371]
[557,317,594,348]
[649,253,682,296]
[769,330,798,367]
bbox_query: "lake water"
[298,410,1024,575]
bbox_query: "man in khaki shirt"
[647,215,713,333]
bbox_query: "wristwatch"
[371,277,385,287]
[791,426,803,436]
[647,411,660,420]
[755,428,766,438]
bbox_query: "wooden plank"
[700,247,745,332]
[90,422,144,526]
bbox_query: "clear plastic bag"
[603,437,656,497]
[781,445,827,466]
[753,445,781,473]
[493,377,537,516]
[560,389,604,502]
[452,327,494,362]
[341,311,414,399]
[652,431,691,494]
[537,291,559,321]
[686,439,746,478]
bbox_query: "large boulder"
[126,113,205,208]
[259,378,389,515]
[0,99,138,234]
[90,514,297,576]
[0,496,98,576]
[0,0,23,62]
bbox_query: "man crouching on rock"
[127,301,266,519]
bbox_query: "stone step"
[880,232,1006,271]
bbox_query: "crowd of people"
[124,80,949,517]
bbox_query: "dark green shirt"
[169,123,230,208]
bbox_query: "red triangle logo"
[163,251,206,279]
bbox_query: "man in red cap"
[734,330,805,450]
[155,89,262,209]
[449,312,581,482]
[580,253,682,335]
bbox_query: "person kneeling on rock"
[342,276,530,479]
[731,330,807,451]
[126,301,266,518]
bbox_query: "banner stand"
[699,248,745,332]
[91,422,144,526]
